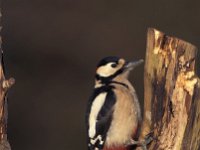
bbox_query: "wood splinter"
[0,6,15,150]
[2,78,15,91]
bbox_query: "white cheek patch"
[89,92,107,138]
[96,63,119,77]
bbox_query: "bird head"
[95,56,143,85]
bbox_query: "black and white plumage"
[86,56,143,150]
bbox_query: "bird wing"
[86,86,116,150]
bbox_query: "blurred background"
[1,0,200,150]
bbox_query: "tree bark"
[139,28,200,150]
[0,7,15,150]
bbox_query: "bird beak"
[124,59,144,71]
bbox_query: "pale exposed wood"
[0,9,14,150]
[139,28,200,150]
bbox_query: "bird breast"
[105,85,140,147]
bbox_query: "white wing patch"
[90,135,103,145]
[89,92,107,138]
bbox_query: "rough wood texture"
[139,28,200,150]
[0,9,14,150]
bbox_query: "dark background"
[1,0,200,150]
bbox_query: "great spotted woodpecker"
[86,56,144,150]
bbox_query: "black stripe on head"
[97,56,120,67]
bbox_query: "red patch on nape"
[103,146,129,150]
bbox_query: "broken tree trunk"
[138,28,200,150]
[0,7,15,150]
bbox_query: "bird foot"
[125,132,155,150]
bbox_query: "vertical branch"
[139,28,200,150]
[0,5,15,150]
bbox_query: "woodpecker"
[86,56,144,150]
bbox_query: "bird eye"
[111,63,117,68]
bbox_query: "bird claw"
[128,139,148,150]
[125,132,155,150]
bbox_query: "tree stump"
[0,9,15,150]
[139,28,200,150]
